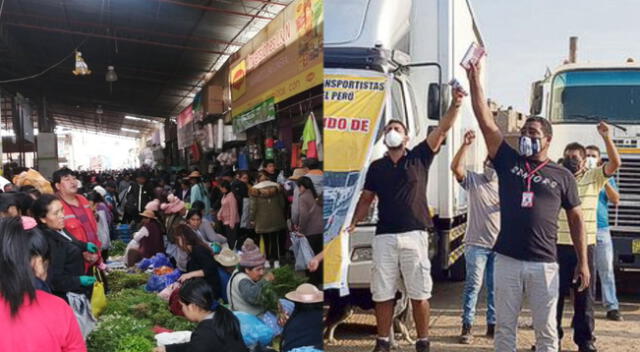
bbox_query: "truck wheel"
[449,254,466,281]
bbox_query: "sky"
[472,0,640,112]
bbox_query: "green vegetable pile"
[109,240,127,257]
[87,272,194,352]
[107,271,149,292]
[259,265,308,312]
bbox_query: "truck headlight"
[351,247,373,262]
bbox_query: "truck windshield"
[551,69,640,123]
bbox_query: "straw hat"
[285,283,323,304]
[288,168,308,181]
[187,170,203,179]
[214,248,240,267]
[139,209,157,219]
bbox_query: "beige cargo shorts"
[371,230,432,302]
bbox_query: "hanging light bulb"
[96,105,103,114]
[105,66,118,82]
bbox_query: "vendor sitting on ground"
[174,224,223,299]
[186,208,228,248]
[214,248,240,304]
[133,208,165,259]
[227,238,274,316]
[280,283,324,352]
[154,278,248,352]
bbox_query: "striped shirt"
[557,166,609,245]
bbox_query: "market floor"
[324,274,640,352]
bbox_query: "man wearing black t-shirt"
[466,60,590,352]
[349,88,465,352]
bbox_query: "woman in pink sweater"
[217,181,239,250]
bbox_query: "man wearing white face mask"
[466,60,589,352]
[349,86,465,352]
[555,122,621,352]
[450,130,500,345]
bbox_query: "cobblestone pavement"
[325,274,640,352]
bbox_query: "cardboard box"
[202,85,226,114]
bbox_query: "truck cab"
[531,61,640,271]
[325,0,487,287]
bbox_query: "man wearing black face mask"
[555,123,621,352]
[466,60,589,352]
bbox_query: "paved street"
[325,274,640,352]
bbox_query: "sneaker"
[416,339,430,352]
[606,309,623,321]
[459,324,473,344]
[486,323,495,338]
[372,339,391,352]
[578,341,597,352]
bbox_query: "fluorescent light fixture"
[121,128,140,133]
[124,115,162,124]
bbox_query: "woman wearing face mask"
[32,194,98,302]
[0,217,86,352]
[153,278,247,352]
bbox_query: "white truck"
[530,46,640,272]
[325,0,487,288]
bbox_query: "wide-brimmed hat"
[160,194,185,214]
[187,171,202,179]
[214,248,240,267]
[139,209,156,219]
[288,168,308,181]
[285,283,323,304]
[239,238,266,267]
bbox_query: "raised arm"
[451,130,475,182]
[466,61,503,158]
[426,88,465,152]
[604,182,620,205]
[598,122,621,176]
[565,205,590,291]
[348,190,376,232]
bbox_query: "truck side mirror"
[428,83,441,120]
[530,81,543,115]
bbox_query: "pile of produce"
[109,240,127,257]
[259,265,308,312]
[87,271,194,352]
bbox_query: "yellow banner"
[323,74,388,293]
[324,75,387,171]
[231,63,322,117]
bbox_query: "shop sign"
[177,105,195,149]
[230,0,323,117]
[232,97,276,133]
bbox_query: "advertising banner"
[323,74,388,293]
[232,97,276,133]
[177,105,194,150]
[230,0,323,118]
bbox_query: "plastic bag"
[138,253,173,271]
[290,234,315,271]
[67,292,96,339]
[234,311,274,348]
[155,331,192,347]
[260,311,283,336]
[158,282,180,302]
[145,269,182,292]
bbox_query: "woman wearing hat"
[132,208,165,259]
[161,194,189,271]
[280,283,324,352]
[188,171,211,215]
[214,248,240,304]
[227,238,274,316]
[174,224,223,300]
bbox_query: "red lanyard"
[524,160,550,192]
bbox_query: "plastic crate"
[116,224,132,243]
